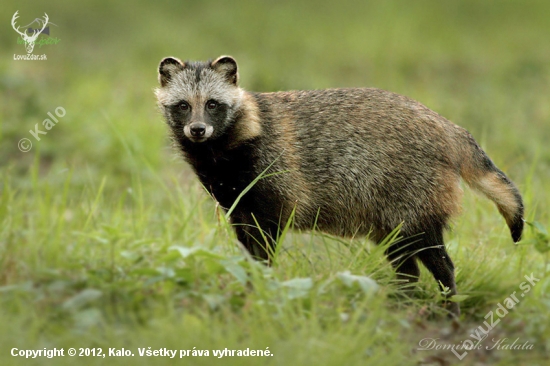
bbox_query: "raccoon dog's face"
[155,56,243,143]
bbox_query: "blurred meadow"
[1,0,550,365]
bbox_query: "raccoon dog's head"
[155,56,244,143]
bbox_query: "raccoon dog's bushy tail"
[459,132,524,242]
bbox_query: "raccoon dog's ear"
[211,56,238,85]
[158,57,185,87]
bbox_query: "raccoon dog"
[155,55,524,317]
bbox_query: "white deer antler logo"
[12,11,49,54]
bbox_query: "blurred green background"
[3,0,549,181]
[1,1,550,365]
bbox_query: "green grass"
[1,0,550,365]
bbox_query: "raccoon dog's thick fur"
[155,55,524,317]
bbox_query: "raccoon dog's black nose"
[190,123,206,137]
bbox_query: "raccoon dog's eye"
[206,100,218,110]
[179,102,189,111]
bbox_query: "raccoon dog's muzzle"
[184,123,214,142]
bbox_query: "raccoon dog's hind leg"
[385,238,421,287]
[414,223,460,317]
[384,222,459,317]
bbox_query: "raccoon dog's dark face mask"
[156,56,243,143]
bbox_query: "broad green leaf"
[337,271,379,294]
[220,259,248,285]
[62,289,102,310]
[169,246,223,260]
[449,294,470,303]
[281,278,313,299]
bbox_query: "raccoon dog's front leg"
[232,214,279,264]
